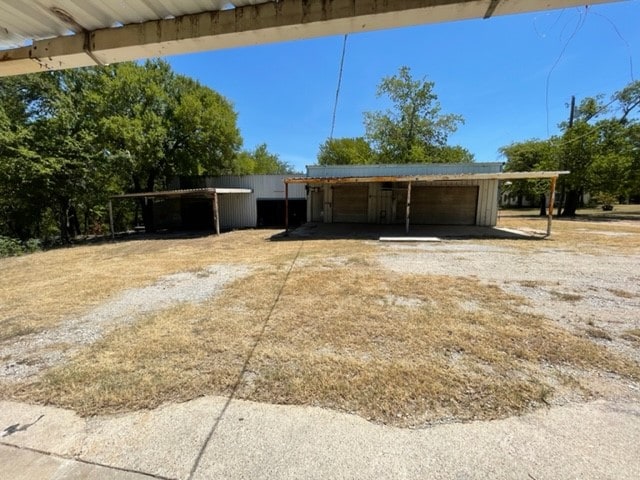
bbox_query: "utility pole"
[557,95,575,216]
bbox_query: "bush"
[0,236,25,257]
[0,236,42,257]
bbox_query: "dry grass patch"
[0,230,298,342]
[9,258,639,427]
[549,291,583,302]
[497,214,640,254]
[621,329,640,343]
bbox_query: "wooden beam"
[546,176,557,237]
[213,192,220,235]
[108,200,114,240]
[285,181,289,233]
[284,171,570,185]
[0,1,614,77]
[406,181,412,234]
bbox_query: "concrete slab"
[0,397,228,479]
[284,223,541,241]
[379,236,441,242]
[0,444,155,480]
[2,398,640,480]
[192,399,640,480]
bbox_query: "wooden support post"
[285,182,289,234]
[108,200,115,239]
[213,192,220,235]
[546,176,557,237]
[405,181,412,234]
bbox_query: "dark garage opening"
[257,199,306,227]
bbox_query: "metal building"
[285,163,567,234]
[302,163,502,227]
[164,175,306,230]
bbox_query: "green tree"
[317,137,374,165]
[234,143,293,174]
[0,59,244,239]
[500,139,558,213]
[363,66,464,163]
[93,60,242,229]
[501,79,640,216]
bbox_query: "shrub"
[0,236,25,257]
[0,236,42,257]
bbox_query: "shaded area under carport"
[273,223,544,241]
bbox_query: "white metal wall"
[205,175,305,229]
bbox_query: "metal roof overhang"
[284,171,570,185]
[111,187,252,199]
[0,0,618,77]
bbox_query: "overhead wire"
[591,11,635,82]
[545,6,589,136]
[329,34,348,140]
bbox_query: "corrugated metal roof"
[306,163,504,178]
[286,171,569,184]
[0,0,273,49]
[111,187,252,199]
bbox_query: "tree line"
[501,81,640,216]
[0,60,292,245]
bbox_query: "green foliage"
[0,236,40,257]
[0,236,25,257]
[363,66,464,163]
[0,60,244,241]
[501,139,557,206]
[501,79,640,215]
[317,137,374,165]
[235,144,294,174]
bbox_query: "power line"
[592,11,635,82]
[545,6,588,136]
[329,34,348,140]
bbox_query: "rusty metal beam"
[0,0,615,77]
[284,171,570,185]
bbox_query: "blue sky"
[167,1,640,172]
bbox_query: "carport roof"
[112,187,252,199]
[284,171,569,185]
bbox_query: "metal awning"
[109,187,252,236]
[283,171,567,236]
[111,187,252,199]
[284,171,569,185]
[0,0,616,77]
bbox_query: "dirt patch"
[0,265,249,380]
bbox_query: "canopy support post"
[405,181,412,234]
[108,200,115,239]
[213,192,220,235]
[546,176,557,237]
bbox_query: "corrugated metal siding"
[205,175,305,229]
[332,185,369,223]
[411,186,478,225]
[0,0,273,49]
[306,163,503,178]
[316,179,499,226]
[425,179,497,226]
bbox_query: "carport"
[110,187,252,236]
[284,171,568,236]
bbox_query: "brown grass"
[621,329,640,343]
[497,208,640,254]
[0,231,301,342]
[549,291,583,302]
[8,254,639,426]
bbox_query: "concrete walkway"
[1,397,639,480]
